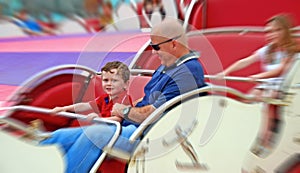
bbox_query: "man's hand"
[111,103,127,118]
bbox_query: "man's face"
[150,35,176,67]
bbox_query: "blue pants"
[40,124,137,173]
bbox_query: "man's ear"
[172,40,177,48]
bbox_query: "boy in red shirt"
[51,61,132,123]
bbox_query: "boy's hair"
[101,61,130,82]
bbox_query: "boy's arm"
[51,102,92,114]
[86,113,123,123]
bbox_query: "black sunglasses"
[150,35,182,51]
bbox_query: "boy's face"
[101,69,128,97]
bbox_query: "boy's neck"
[109,90,127,102]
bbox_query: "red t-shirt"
[89,91,133,118]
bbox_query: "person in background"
[84,0,101,17]
[98,1,114,30]
[217,14,299,154]
[143,0,165,20]
[14,9,56,36]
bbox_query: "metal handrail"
[130,69,155,76]
[18,64,98,89]
[183,0,200,31]
[7,64,99,101]
[204,75,271,83]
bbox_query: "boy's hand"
[86,113,98,122]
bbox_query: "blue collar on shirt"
[104,97,109,104]
[160,51,200,72]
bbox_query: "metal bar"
[204,75,269,83]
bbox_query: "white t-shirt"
[255,45,287,72]
[254,45,288,90]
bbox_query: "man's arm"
[111,103,155,123]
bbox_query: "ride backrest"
[10,73,89,131]
[189,0,300,29]
[190,32,265,93]
[131,44,160,70]
[81,74,151,103]
[279,53,300,108]
[128,75,151,101]
[81,74,105,102]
